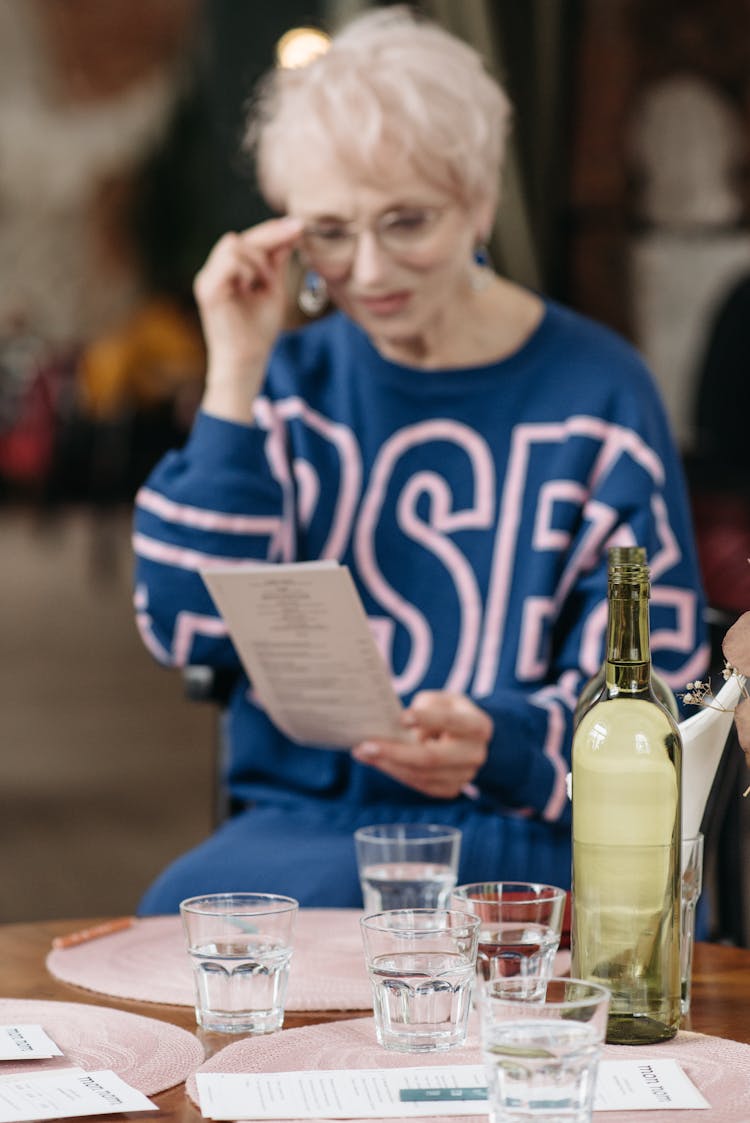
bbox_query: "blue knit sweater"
[133,301,707,826]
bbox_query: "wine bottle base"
[605,1013,678,1045]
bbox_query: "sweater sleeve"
[472,392,708,826]
[133,410,293,669]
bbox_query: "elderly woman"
[134,7,706,913]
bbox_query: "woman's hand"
[194,216,303,422]
[352,691,493,799]
[736,698,750,772]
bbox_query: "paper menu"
[201,561,407,748]
[196,1059,709,1119]
[0,1027,62,1061]
[0,1067,156,1121]
[595,1059,708,1110]
[196,1066,489,1120]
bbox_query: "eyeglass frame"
[298,204,452,268]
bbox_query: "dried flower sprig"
[681,607,750,794]
[681,662,748,708]
[681,678,724,707]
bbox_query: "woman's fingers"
[351,691,492,800]
[194,217,306,378]
[195,217,303,307]
[404,691,494,741]
[353,735,481,771]
[237,215,304,251]
[352,735,487,798]
[352,746,477,799]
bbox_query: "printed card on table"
[0,1067,156,1121]
[595,1059,709,1111]
[0,1026,62,1061]
[197,1066,489,1119]
[198,1060,709,1119]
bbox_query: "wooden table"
[1,918,749,1121]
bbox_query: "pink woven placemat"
[47,911,373,1011]
[186,1019,750,1123]
[46,913,572,1013]
[0,998,204,1095]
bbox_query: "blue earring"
[470,243,493,291]
[474,244,491,269]
[298,270,329,316]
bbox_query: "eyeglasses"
[300,205,446,267]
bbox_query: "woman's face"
[285,158,486,356]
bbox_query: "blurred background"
[2,0,750,931]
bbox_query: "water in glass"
[483,1018,601,1123]
[190,937,292,1034]
[369,949,474,1051]
[361,861,456,911]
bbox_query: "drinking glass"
[360,907,479,1051]
[479,977,611,1123]
[354,823,461,910]
[681,832,704,1015]
[179,892,298,1034]
[452,881,567,999]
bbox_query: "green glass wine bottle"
[574,546,679,726]
[571,559,682,1044]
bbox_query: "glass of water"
[179,892,298,1034]
[479,977,611,1123]
[452,881,567,999]
[354,823,462,910]
[360,907,479,1051]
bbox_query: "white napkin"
[679,672,745,839]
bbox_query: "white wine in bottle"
[571,560,681,1044]
[574,546,679,725]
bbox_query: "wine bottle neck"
[604,576,652,695]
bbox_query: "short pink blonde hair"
[246,6,512,212]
